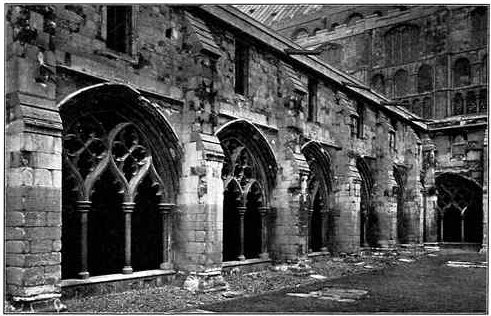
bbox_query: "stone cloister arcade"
[55,84,485,283]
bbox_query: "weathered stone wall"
[5,4,425,306]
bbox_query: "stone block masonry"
[4,4,432,309]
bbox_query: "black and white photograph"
[4,3,489,313]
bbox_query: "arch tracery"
[217,119,277,261]
[60,83,180,279]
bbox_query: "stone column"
[422,189,427,242]
[438,208,443,242]
[237,206,247,261]
[361,204,369,247]
[307,208,314,252]
[76,201,91,279]
[122,202,135,274]
[460,214,465,242]
[159,203,174,270]
[320,211,328,252]
[258,206,270,259]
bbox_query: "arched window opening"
[371,74,386,95]
[482,55,487,84]
[422,97,433,119]
[453,58,471,87]
[385,24,420,65]
[436,173,483,243]
[412,99,422,117]
[417,64,433,93]
[218,120,277,262]
[471,7,487,46]
[466,91,477,114]
[59,84,181,280]
[320,44,343,66]
[394,69,409,97]
[478,89,487,113]
[453,93,464,115]
[346,13,363,26]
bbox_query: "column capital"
[122,202,136,213]
[258,206,270,215]
[237,206,247,215]
[76,200,92,213]
[158,203,175,214]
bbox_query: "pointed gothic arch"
[435,172,483,244]
[301,141,334,252]
[356,156,375,247]
[217,119,277,261]
[59,83,182,279]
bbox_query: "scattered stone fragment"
[221,291,242,298]
[446,261,487,268]
[398,258,415,263]
[363,265,375,269]
[309,274,328,280]
[286,288,368,303]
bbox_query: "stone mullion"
[258,206,269,259]
[76,201,91,279]
[307,208,314,252]
[159,203,174,269]
[320,211,328,252]
[237,206,247,261]
[122,202,135,274]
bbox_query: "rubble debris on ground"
[64,247,433,313]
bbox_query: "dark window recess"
[350,115,358,138]
[307,79,318,122]
[453,58,471,87]
[412,99,422,117]
[356,102,364,138]
[417,65,433,93]
[235,41,249,95]
[466,91,477,114]
[107,6,132,54]
[479,89,487,113]
[422,97,432,119]
[453,93,464,115]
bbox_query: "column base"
[10,296,66,313]
[259,252,269,260]
[160,262,174,270]
[238,255,246,261]
[78,271,90,279]
[122,266,133,274]
[320,247,328,253]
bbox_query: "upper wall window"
[422,97,433,119]
[417,64,433,93]
[371,74,385,95]
[471,7,487,46]
[307,79,318,122]
[394,69,409,97]
[453,58,471,87]
[235,40,249,95]
[453,93,464,115]
[320,43,343,65]
[106,6,133,54]
[384,24,420,65]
